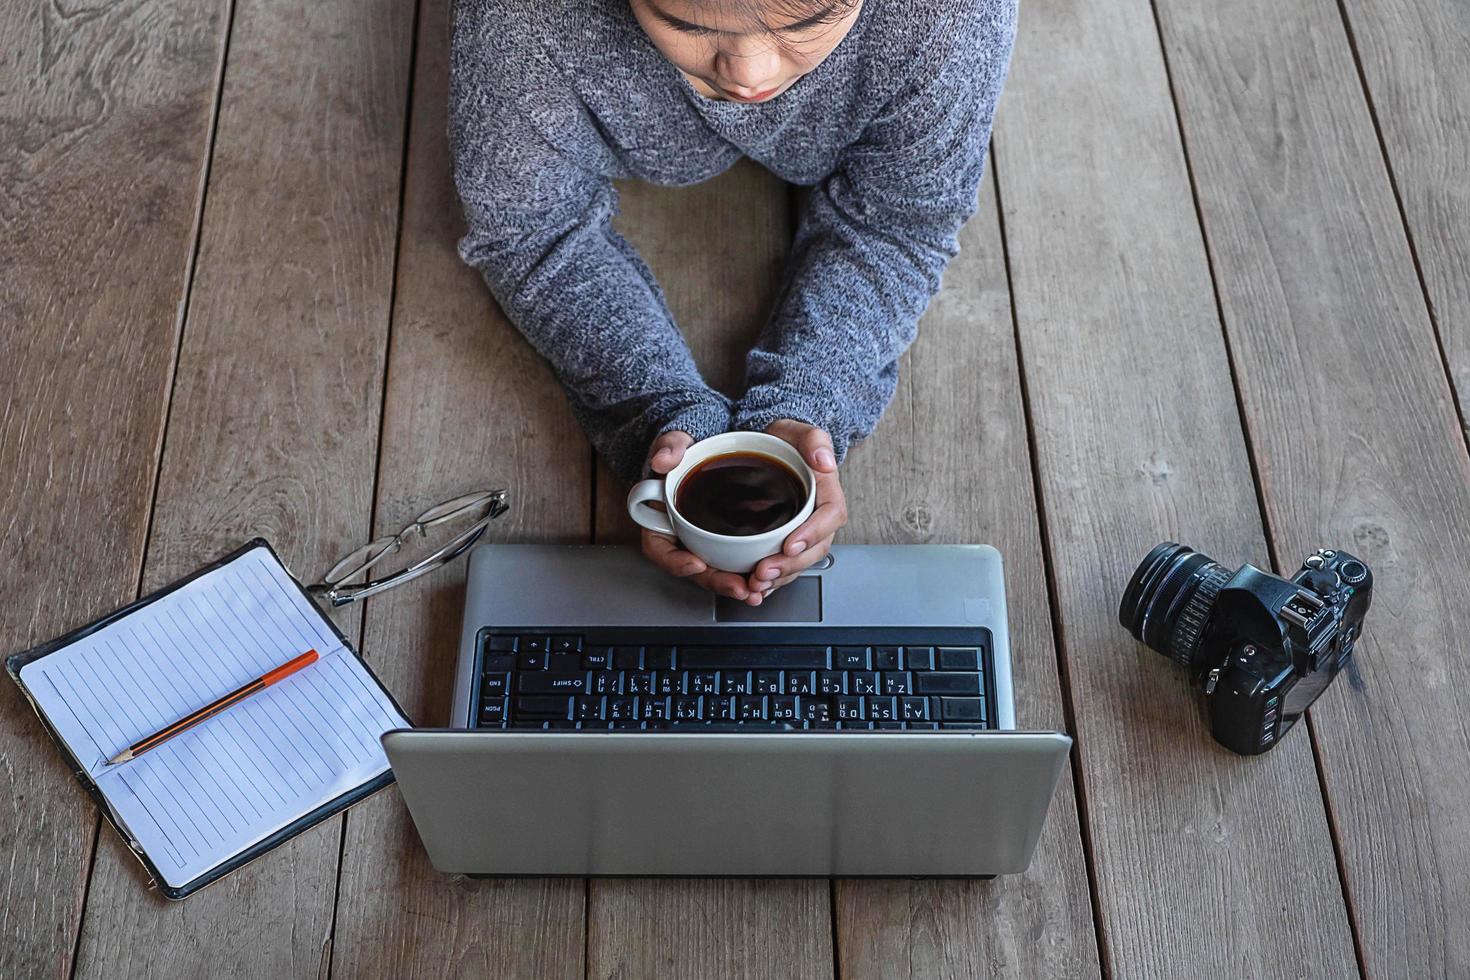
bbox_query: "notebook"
[6,539,410,900]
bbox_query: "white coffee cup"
[626,431,816,574]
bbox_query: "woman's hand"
[637,423,849,606]
[745,420,848,597]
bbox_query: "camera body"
[1119,543,1372,755]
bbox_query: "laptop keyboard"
[471,627,996,731]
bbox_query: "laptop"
[383,544,1072,877]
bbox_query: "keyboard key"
[851,671,879,695]
[592,672,619,695]
[642,696,670,720]
[754,670,782,694]
[904,647,935,670]
[940,697,985,721]
[838,720,876,730]
[673,696,701,720]
[519,635,549,654]
[874,646,901,670]
[689,671,720,694]
[547,720,579,729]
[835,646,869,670]
[915,672,981,695]
[877,721,905,730]
[817,670,845,695]
[770,695,798,720]
[483,653,515,672]
[512,721,550,729]
[516,695,572,719]
[938,647,980,671]
[682,647,829,669]
[644,646,675,670]
[583,646,613,670]
[519,672,591,694]
[573,696,602,721]
[551,635,582,653]
[656,672,682,696]
[485,634,516,651]
[607,696,637,720]
[481,672,509,696]
[610,719,643,730]
[810,719,839,729]
[547,652,581,673]
[802,698,832,721]
[836,696,864,720]
[626,672,654,695]
[866,697,897,721]
[518,651,548,671]
[708,696,736,721]
[882,672,912,696]
[479,697,507,724]
[613,646,642,670]
[722,671,752,695]
[941,722,988,730]
[737,696,767,720]
[785,670,814,695]
[909,721,940,730]
[900,696,929,721]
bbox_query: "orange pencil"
[106,649,319,766]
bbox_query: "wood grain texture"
[994,0,1357,974]
[327,0,588,974]
[1338,0,1470,413]
[833,174,1101,980]
[587,165,835,980]
[66,0,412,973]
[0,1,225,975]
[1153,0,1470,971]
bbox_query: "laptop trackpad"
[715,576,822,622]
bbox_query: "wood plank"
[586,165,834,980]
[1151,0,1470,971]
[326,0,588,973]
[1337,0,1470,413]
[66,0,412,973]
[992,0,1358,974]
[833,173,1101,979]
[0,1,226,975]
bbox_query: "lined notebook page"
[20,545,408,888]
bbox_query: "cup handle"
[627,479,675,535]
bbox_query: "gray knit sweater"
[450,0,1016,483]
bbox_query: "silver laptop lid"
[449,544,1016,728]
[383,728,1072,876]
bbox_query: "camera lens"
[1118,542,1233,672]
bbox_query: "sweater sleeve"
[731,0,1017,458]
[450,0,730,484]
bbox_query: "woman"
[451,0,1017,604]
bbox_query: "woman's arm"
[732,0,1018,458]
[451,0,728,483]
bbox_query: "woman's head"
[630,0,862,103]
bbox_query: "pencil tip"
[106,750,132,766]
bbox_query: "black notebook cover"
[5,538,412,901]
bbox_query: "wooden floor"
[4,0,1470,975]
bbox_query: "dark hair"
[679,0,860,37]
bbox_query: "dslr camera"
[1118,542,1372,755]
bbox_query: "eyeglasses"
[308,489,509,606]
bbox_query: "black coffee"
[675,452,807,536]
